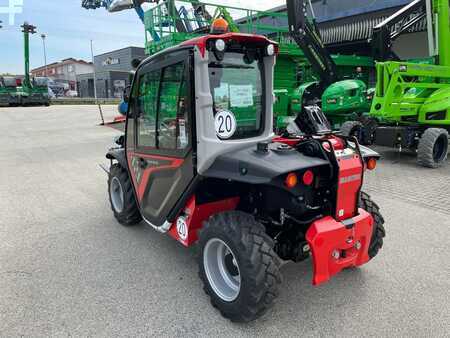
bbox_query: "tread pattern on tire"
[340,121,366,143]
[108,163,142,226]
[198,211,282,322]
[359,192,386,259]
[417,128,449,168]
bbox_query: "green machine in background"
[0,76,21,106]
[19,22,50,106]
[345,0,450,168]
[286,0,374,130]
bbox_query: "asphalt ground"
[0,105,449,337]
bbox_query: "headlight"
[215,39,226,52]
[266,44,275,56]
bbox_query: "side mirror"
[118,101,129,116]
[131,58,141,69]
[122,85,131,103]
[114,135,125,147]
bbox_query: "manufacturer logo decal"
[340,174,360,184]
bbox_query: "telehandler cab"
[105,26,385,322]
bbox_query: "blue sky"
[0,0,284,75]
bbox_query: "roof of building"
[238,0,424,46]
[31,58,93,73]
[93,46,145,59]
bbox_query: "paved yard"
[0,105,449,337]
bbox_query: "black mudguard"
[106,148,128,170]
[359,145,381,160]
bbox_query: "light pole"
[41,34,48,77]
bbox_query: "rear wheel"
[341,120,376,145]
[198,211,282,322]
[341,121,364,143]
[108,163,142,226]
[359,192,385,259]
[417,128,449,168]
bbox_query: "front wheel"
[108,164,142,226]
[198,211,282,322]
[417,128,449,168]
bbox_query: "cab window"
[209,52,264,140]
[158,62,189,150]
[136,69,160,148]
[136,61,190,152]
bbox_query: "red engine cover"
[306,209,373,286]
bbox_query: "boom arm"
[81,0,153,23]
[286,0,339,86]
[371,0,427,61]
[21,22,36,91]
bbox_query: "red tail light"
[302,170,314,186]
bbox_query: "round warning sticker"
[176,217,188,241]
[215,110,237,139]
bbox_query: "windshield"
[33,77,49,87]
[2,77,17,88]
[209,52,264,140]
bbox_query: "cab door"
[126,49,195,227]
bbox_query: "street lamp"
[41,34,48,77]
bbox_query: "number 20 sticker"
[215,110,237,139]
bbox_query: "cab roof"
[180,32,278,57]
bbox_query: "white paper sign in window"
[230,85,253,108]
[213,83,230,110]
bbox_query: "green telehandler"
[286,0,373,131]
[19,22,50,106]
[344,0,450,168]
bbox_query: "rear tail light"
[302,170,314,186]
[285,173,298,189]
[366,158,377,170]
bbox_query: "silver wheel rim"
[110,177,124,213]
[203,238,241,302]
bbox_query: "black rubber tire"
[198,211,282,322]
[359,192,386,259]
[108,163,142,226]
[340,121,364,143]
[417,128,449,168]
